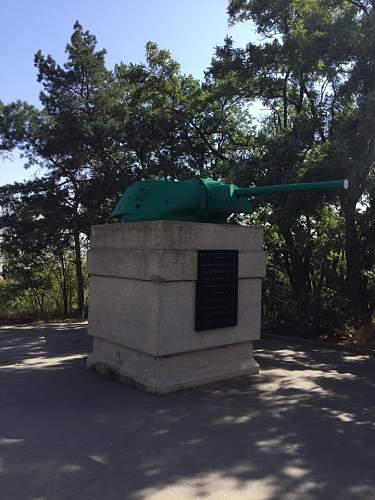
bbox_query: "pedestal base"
[87,222,265,394]
[87,338,259,394]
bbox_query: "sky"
[0,0,256,186]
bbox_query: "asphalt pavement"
[1,323,375,500]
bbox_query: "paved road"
[1,324,375,500]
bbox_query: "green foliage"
[0,177,85,319]
[1,11,374,335]
[1,21,249,321]
[208,0,375,333]
[0,252,78,320]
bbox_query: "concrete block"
[87,338,259,394]
[87,221,265,393]
[88,249,266,281]
[90,221,263,252]
[88,276,262,356]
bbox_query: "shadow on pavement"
[1,326,375,499]
[0,323,91,366]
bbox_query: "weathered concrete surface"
[88,249,266,281]
[88,222,265,392]
[88,338,259,393]
[88,277,262,356]
[90,221,264,251]
[2,324,375,499]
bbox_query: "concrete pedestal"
[87,221,265,393]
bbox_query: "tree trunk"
[60,253,69,318]
[33,289,45,317]
[279,223,313,334]
[342,193,370,324]
[73,228,85,320]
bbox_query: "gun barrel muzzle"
[235,179,348,198]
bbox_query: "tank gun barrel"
[235,179,348,198]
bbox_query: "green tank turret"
[112,178,348,224]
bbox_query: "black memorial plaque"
[195,250,238,331]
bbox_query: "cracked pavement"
[1,323,375,499]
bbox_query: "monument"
[87,178,348,393]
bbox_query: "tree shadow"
[0,323,91,366]
[1,330,375,499]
